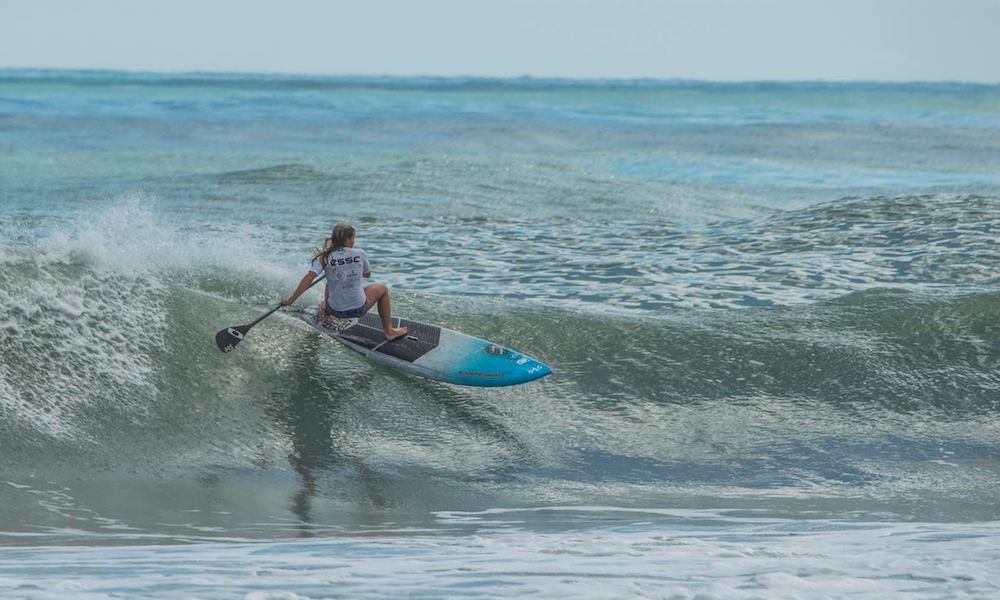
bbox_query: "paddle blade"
[215,324,251,353]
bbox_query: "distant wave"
[216,164,328,183]
[4,68,1000,92]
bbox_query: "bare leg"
[363,284,408,341]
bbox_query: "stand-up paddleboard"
[289,307,552,387]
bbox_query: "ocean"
[1,70,999,598]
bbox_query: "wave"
[2,200,999,531]
[3,198,999,443]
[2,238,997,454]
[216,164,329,183]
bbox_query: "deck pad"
[335,314,440,363]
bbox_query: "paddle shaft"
[253,272,326,326]
[215,272,326,352]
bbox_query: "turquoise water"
[1,70,999,598]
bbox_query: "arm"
[280,271,317,305]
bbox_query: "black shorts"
[328,303,366,319]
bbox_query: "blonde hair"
[314,224,356,267]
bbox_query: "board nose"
[527,362,553,381]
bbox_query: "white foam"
[0,514,996,599]
[0,196,315,443]
[36,194,291,284]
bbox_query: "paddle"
[215,274,325,353]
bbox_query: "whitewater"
[1,70,999,598]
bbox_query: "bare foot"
[385,326,408,342]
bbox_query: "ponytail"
[313,224,356,267]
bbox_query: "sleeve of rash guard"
[309,257,323,276]
[361,250,371,274]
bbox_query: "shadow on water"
[400,373,537,482]
[264,333,388,537]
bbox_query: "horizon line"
[2,66,999,87]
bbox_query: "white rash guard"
[310,247,371,312]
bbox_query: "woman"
[281,224,408,342]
